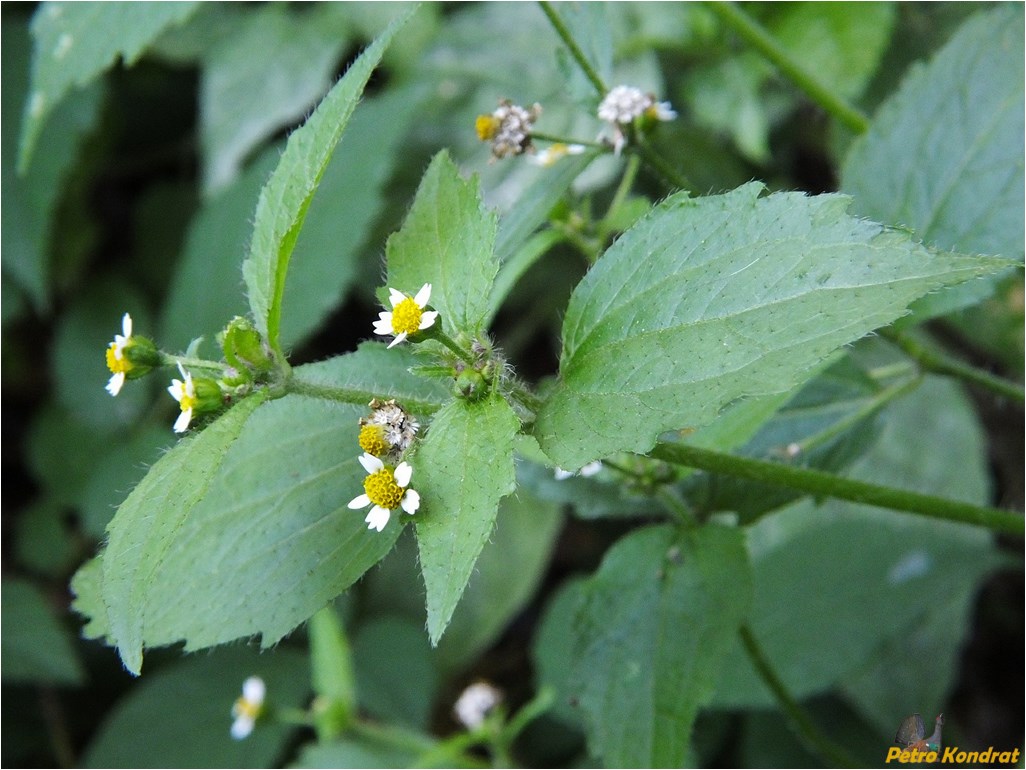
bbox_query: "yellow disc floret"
[359,424,389,456]
[476,114,500,141]
[390,297,424,336]
[364,468,404,510]
[178,390,197,414]
[106,344,132,375]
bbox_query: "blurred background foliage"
[2,2,1022,767]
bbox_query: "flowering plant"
[5,3,1022,767]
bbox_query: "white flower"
[453,681,503,729]
[554,460,603,481]
[372,283,439,348]
[348,453,421,532]
[530,142,586,168]
[104,313,133,396]
[167,363,197,433]
[648,100,677,121]
[230,676,265,740]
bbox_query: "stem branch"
[538,1,607,96]
[881,328,1024,404]
[704,1,871,134]
[288,378,443,416]
[739,625,860,768]
[651,442,1023,536]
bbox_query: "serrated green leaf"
[534,182,1010,469]
[1,577,84,685]
[160,145,278,353]
[414,397,519,645]
[385,151,499,336]
[200,3,351,194]
[19,1,199,170]
[99,347,445,671]
[570,525,752,767]
[102,393,267,674]
[281,87,423,348]
[242,11,409,352]
[842,5,1024,318]
[710,377,1001,708]
[82,646,309,768]
[435,490,562,669]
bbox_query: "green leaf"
[435,490,563,670]
[100,347,444,672]
[200,3,351,194]
[534,182,1010,469]
[70,556,109,642]
[160,145,278,353]
[280,87,423,349]
[15,497,77,577]
[709,377,1001,707]
[385,151,499,336]
[82,646,309,768]
[353,617,437,730]
[569,525,752,766]
[414,396,519,645]
[842,5,1024,317]
[242,11,410,352]
[102,393,268,674]
[292,737,434,770]
[19,1,199,170]
[2,16,102,312]
[1,577,84,686]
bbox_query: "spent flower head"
[373,284,439,348]
[104,312,159,396]
[359,398,419,457]
[348,453,420,532]
[230,676,266,740]
[475,99,541,159]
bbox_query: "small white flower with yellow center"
[167,363,198,433]
[531,142,587,168]
[554,460,603,481]
[373,284,439,348]
[348,453,420,532]
[230,676,265,740]
[105,313,134,396]
[453,681,503,729]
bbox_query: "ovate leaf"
[102,393,267,674]
[242,11,409,352]
[534,182,1009,469]
[385,151,499,336]
[19,1,198,169]
[102,347,448,670]
[571,525,751,767]
[842,5,1024,317]
[414,397,519,645]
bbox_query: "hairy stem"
[287,378,443,415]
[739,626,860,768]
[538,1,608,96]
[704,1,871,134]
[881,328,1025,404]
[651,442,1023,536]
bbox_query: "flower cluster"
[597,84,676,155]
[475,99,541,159]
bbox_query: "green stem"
[650,442,1023,536]
[881,328,1025,404]
[538,1,608,96]
[507,380,544,415]
[429,328,476,365]
[657,487,698,527]
[531,130,606,149]
[159,353,225,373]
[631,135,694,193]
[704,1,871,134]
[739,625,860,768]
[606,154,641,219]
[794,375,921,455]
[287,378,443,416]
